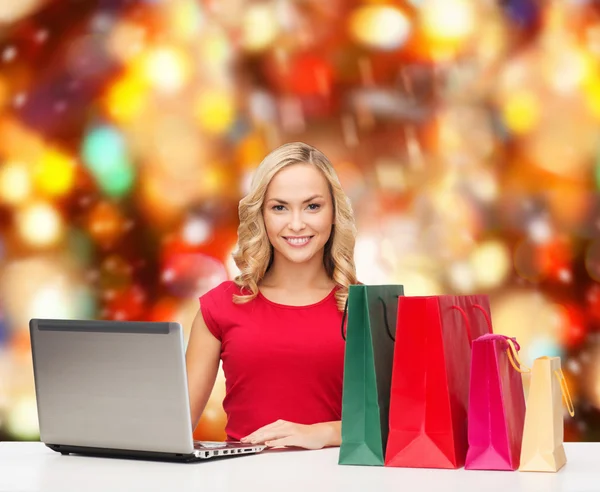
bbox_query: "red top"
[199,280,344,440]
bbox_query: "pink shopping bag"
[465,333,527,471]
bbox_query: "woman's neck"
[260,252,333,291]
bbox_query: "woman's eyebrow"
[268,195,324,205]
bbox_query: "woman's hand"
[241,420,341,450]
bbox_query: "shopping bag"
[519,356,575,472]
[385,296,492,469]
[338,284,404,466]
[465,334,527,471]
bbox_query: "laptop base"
[46,443,203,463]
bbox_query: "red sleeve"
[198,282,229,341]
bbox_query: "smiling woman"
[185,141,358,450]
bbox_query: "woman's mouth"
[283,236,314,247]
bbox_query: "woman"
[186,141,357,450]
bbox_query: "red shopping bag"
[465,334,527,471]
[385,296,492,469]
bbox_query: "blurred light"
[584,343,600,409]
[66,34,111,78]
[152,116,203,172]
[105,72,148,122]
[0,256,85,329]
[470,240,511,289]
[375,159,406,192]
[105,284,146,321]
[558,303,587,348]
[193,365,227,441]
[183,217,211,245]
[527,336,563,360]
[248,90,277,125]
[143,47,191,94]
[168,0,205,41]
[492,290,562,367]
[514,240,542,282]
[198,27,232,67]
[225,244,240,279]
[394,269,442,296]
[100,254,132,291]
[528,217,552,244]
[173,297,200,344]
[17,202,63,247]
[0,76,8,110]
[0,0,42,23]
[448,261,475,293]
[335,160,366,201]
[595,146,600,190]
[34,148,76,197]
[354,236,388,284]
[35,29,49,44]
[524,101,597,178]
[236,132,268,170]
[585,240,600,282]
[31,282,77,319]
[0,161,32,206]
[501,90,540,134]
[162,253,228,298]
[241,3,279,52]
[469,170,498,203]
[138,173,194,227]
[6,396,38,440]
[106,21,146,62]
[349,5,411,51]
[90,12,115,33]
[150,296,179,323]
[240,170,254,196]
[194,89,236,135]
[421,0,475,44]
[87,201,125,247]
[202,165,230,196]
[13,92,26,108]
[81,125,135,198]
[546,183,591,227]
[544,46,594,94]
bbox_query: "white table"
[0,442,597,492]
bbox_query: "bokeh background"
[0,0,599,442]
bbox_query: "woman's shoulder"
[200,280,241,304]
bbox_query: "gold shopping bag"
[519,356,574,472]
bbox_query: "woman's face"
[263,163,334,266]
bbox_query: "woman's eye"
[272,205,286,211]
[307,203,320,210]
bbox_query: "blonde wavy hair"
[231,142,357,311]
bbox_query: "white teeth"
[287,237,310,245]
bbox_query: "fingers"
[241,420,288,443]
[248,428,292,444]
[265,436,296,448]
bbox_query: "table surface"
[0,442,598,492]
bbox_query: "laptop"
[29,318,266,462]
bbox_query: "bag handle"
[505,338,530,373]
[473,333,531,373]
[378,296,396,342]
[471,304,493,332]
[341,297,349,341]
[341,294,398,342]
[554,368,575,417]
[450,305,473,346]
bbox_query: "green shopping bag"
[338,284,404,466]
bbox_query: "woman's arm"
[185,306,221,431]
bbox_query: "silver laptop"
[29,319,265,462]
